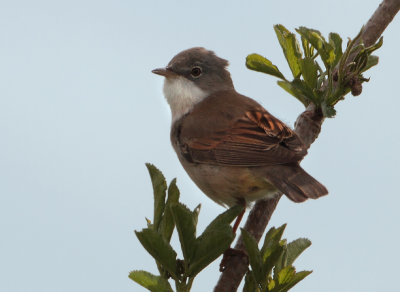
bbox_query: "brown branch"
[215,195,282,292]
[363,0,400,47]
[214,1,400,291]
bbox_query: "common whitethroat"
[152,47,328,230]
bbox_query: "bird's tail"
[264,165,328,203]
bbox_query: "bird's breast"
[176,160,277,207]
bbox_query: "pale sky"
[1,1,399,291]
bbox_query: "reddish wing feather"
[185,109,307,166]
[244,110,293,139]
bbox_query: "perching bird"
[152,47,327,229]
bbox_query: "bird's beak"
[152,67,176,77]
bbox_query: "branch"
[364,0,400,47]
[214,1,400,290]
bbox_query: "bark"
[214,1,400,291]
[363,0,400,47]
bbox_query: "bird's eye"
[191,66,202,78]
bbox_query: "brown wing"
[179,108,307,166]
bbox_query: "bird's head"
[152,47,234,121]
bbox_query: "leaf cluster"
[129,164,242,292]
[246,25,382,117]
[242,224,312,292]
[130,164,315,292]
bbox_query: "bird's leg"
[232,197,246,234]
[220,199,248,272]
[232,207,245,234]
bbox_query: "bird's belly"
[180,162,278,207]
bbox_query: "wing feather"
[180,108,307,166]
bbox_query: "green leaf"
[299,58,318,89]
[286,238,311,267]
[263,242,285,279]
[204,205,243,231]
[277,266,296,286]
[301,36,311,58]
[188,205,242,277]
[243,271,260,292]
[292,79,319,104]
[362,55,379,73]
[271,268,312,292]
[329,32,343,67]
[146,163,167,231]
[159,178,180,242]
[170,203,197,264]
[321,102,336,118]
[284,270,312,290]
[246,53,285,79]
[135,228,178,279]
[260,224,288,277]
[296,27,335,68]
[273,241,288,274]
[268,278,276,291]
[192,204,201,227]
[261,224,287,259]
[189,228,234,277]
[274,238,311,276]
[277,80,309,106]
[129,270,173,292]
[364,36,383,55]
[274,24,302,78]
[338,29,363,78]
[241,229,265,286]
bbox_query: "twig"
[214,1,400,291]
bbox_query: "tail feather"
[264,165,328,203]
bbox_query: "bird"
[152,47,328,231]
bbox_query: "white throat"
[163,77,208,122]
